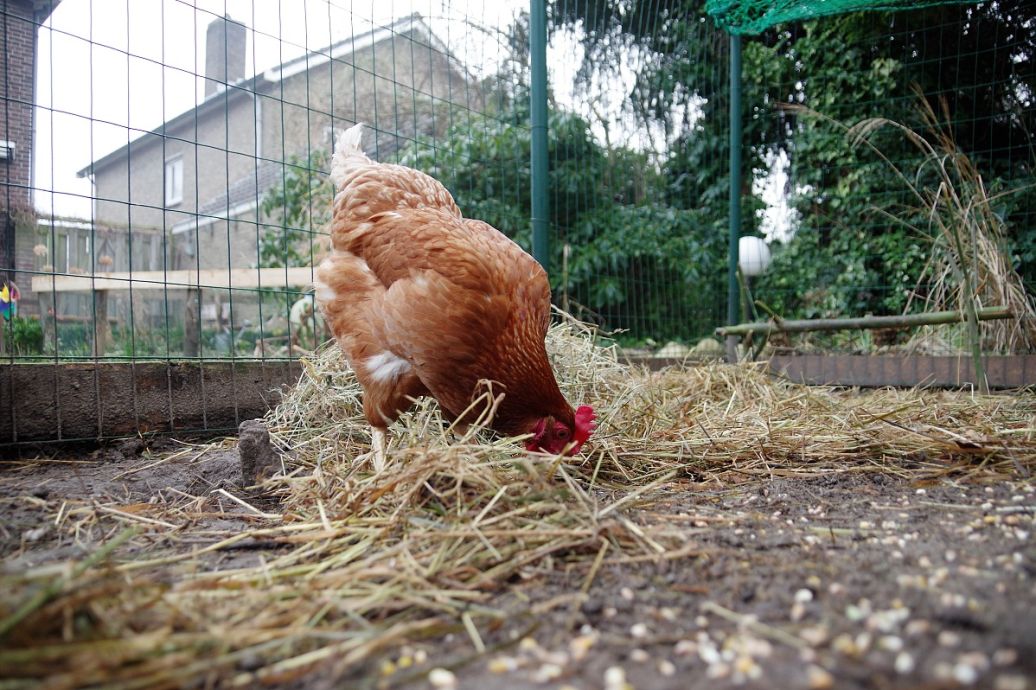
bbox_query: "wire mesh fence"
[1,0,1034,442]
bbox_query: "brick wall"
[1,0,36,213]
[0,0,38,313]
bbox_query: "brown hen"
[313,124,595,469]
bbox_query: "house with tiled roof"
[66,13,479,331]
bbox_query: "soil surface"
[1,441,1033,690]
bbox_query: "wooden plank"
[768,354,1036,389]
[30,267,318,293]
[93,290,109,357]
[1,360,302,444]
[716,307,1013,337]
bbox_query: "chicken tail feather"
[330,123,369,188]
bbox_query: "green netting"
[706,0,981,33]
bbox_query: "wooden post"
[184,287,200,357]
[93,290,110,357]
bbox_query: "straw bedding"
[1,317,1033,688]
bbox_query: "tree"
[549,0,1036,319]
[258,151,331,269]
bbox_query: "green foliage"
[6,316,44,356]
[550,0,1036,324]
[259,151,331,268]
[402,108,725,340]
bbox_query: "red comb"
[574,405,596,443]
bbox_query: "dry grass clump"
[1,318,1034,689]
[846,92,1036,357]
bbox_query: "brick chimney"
[204,15,246,98]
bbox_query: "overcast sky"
[33,0,789,238]
[33,0,531,217]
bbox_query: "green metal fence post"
[726,32,742,362]
[530,0,550,273]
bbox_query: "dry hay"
[2,317,1034,689]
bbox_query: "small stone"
[695,615,709,627]
[238,419,279,486]
[630,623,649,639]
[620,587,635,601]
[630,648,649,663]
[938,630,962,648]
[23,526,48,542]
[894,652,915,674]
[806,665,834,689]
[604,606,618,619]
[658,660,676,677]
[428,668,457,689]
[795,588,814,603]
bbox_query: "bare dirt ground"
[1,437,1033,690]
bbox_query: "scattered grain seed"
[959,652,990,671]
[630,649,649,663]
[806,665,834,690]
[954,662,979,685]
[658,660,676,677]
[570,634,597,661]
[799,625,829,647]
[519,637,539,651]
[879,636,904,652]
[674,640,697,657]
[938,631,962,648]
[795,588,814,603]
[620,587,635,601]
[532,663,563,683]
[630,623,649,639]
[604,666,627,690]
[488,656,519,674]
[994,674,1029,690]
[894,651,915,674]
[905,619,931,636]
[993,649,1018,666]
[428,668,457,689]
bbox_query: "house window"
[53,232,69,273]
[165,156,184,206]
